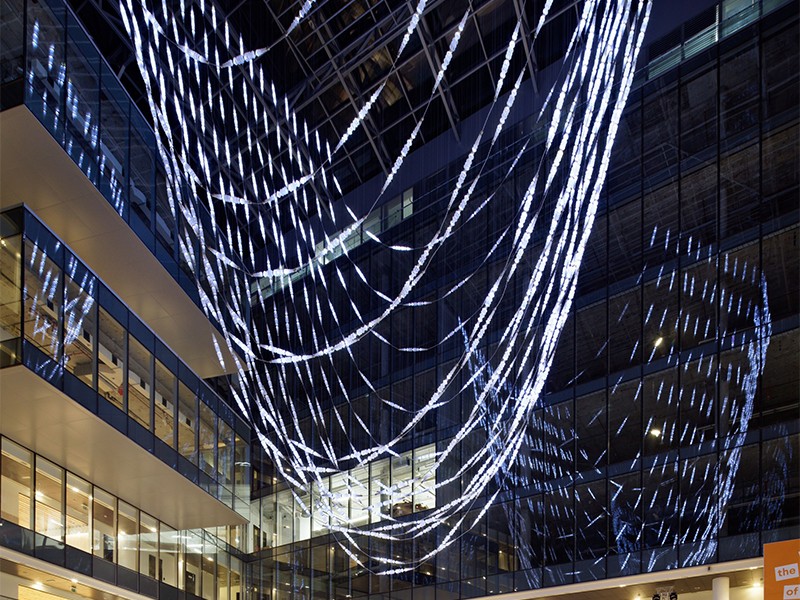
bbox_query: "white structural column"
[712,577,730,600]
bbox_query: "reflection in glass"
[234,432,249,501]
[139,512,159,579]
[155,359,176,447]
[35,456,64,541]
[23,241,62,360]
[98,307,125,410]
[202,534,216,600]
[217,419,233,487]
[128,334,152,429]
[178,381,197,464]
[199,402,216,476]
[183,529,203,595]
[65,473,91,551]
[0,232,23,365]
[93,487,117,562]
[118,500,139,570]
[1,438,33,528]
[64,273,96,387]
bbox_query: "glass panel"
[98,70,129,214]
[118,500,138,570]
[644,272,679,362]
[575,300,607,384]
[391,451,414,518]
[202,534,216,600]
[234,432,249,501]
[575,390,607,471]
[276,489,294,546]
[720,45,758,141]
[349,466,369,527]
[199,402,216,476]
[260,496,276,550]
[64,273,96,387]
[129,122,155,229]
[26,0,66,140]
[609,288,642,372]
[575,479,606,560]
[0,0,24,89]
[642,460,679,551]
[609,380,641,465]
[155,168,176,248]
[178,381,198,464]
[369,458,391,523]
[762,125,799,220]
[23,241,62,359]
[65,473,91,551]
[680,356,717,446]
[216,545,230,600]
[98,307,125,410]
[128,334,152,429]
[643,369,679,454]
[93,487,116,562]
[139,512,159,579]
[680,454,717,554]
[35,456,64,541]
[402,187,414,219]
[680,68,717,162]
[217,419,233,487]
[1,438,33,528]
[329,473,347,530]
[608,200,642,284]
[0,233,22,352]
[155,359,176,447]
[720,144,759,239]
[184,530,203,595]
[680,258,718,350]
[159,524,179,586]
[229,558,241,600]
[414,445,436,514]
[681,164,717,250]
[64,12,100,181]
[608,473,641,565]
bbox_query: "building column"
[712,577,730,600]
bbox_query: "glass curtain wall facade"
[1,0,798,599]
[0,436,244,600]
[246,2,799,599]
[0,0,248,329]
[0,207,251,513]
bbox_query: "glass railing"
[0,206,252,512]
[0,435,246,600]
[0,0,248,337]
[646,0,790,80]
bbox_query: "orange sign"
[765,539,800,600]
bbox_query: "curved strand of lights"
[122,0,653,570]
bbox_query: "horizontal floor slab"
[0,365,246,530]
[0,105,236,379]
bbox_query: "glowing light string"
[120,0,655,570]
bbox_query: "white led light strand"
[120,0,655,569]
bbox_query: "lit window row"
[0,436,243,600]
[0,207,251,509]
